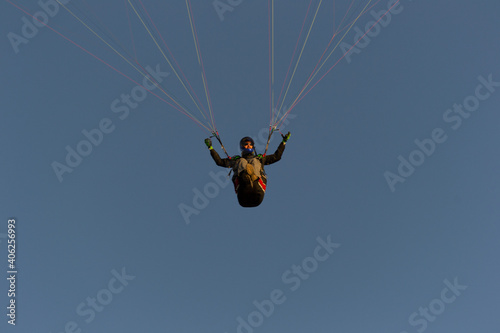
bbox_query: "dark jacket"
[208,142,286,207]
[209,141,286,176]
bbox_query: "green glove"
[204,138,213,149]
[281,132,291,143]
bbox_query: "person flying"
[204,132,290,207]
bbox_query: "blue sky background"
[1,1,499,332]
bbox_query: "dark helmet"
[239,136,255,154]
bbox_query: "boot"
[246,164,259,182]
[239,171,253,188]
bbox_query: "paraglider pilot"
[204,132,290,207]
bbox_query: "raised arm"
[205,138,233,168]
[262,132,290,165]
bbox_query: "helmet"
[239,136,255,154]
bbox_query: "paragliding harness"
[209,128,279,195]
[232,156,268,195]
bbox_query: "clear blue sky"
[1,1,499,332]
